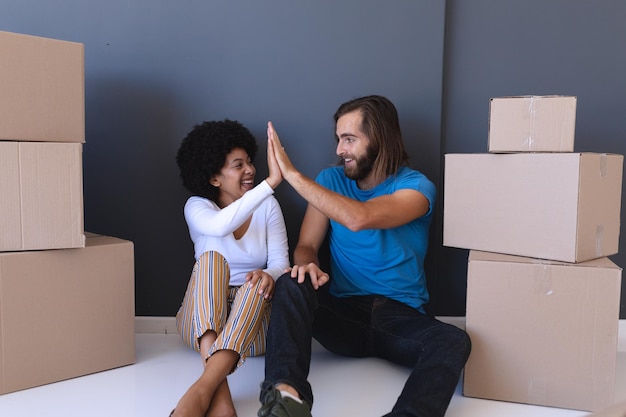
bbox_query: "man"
[259,95,471,417]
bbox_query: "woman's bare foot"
[204,380,237,417]
[171,350,239,417]
[171,375,213,417]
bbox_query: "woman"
[171,119,289,417]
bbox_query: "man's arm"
[285,171,428,230]
[267,122,430,231]
[290,204,330,289]
[293,205,328,265]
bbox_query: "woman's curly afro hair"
[176,119,258,202]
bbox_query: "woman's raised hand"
[267,121,297,181]
[266,122,283,189]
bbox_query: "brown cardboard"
[488,95,576,153]
[589,401,626,417]
[0,233,135,394]
[0,30,84,143]
[464,250,622,412]
[0,141,85,252]
[443,152,623,263]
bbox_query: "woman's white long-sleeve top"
[184,180,289,286]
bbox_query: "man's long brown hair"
[334,95,409,180]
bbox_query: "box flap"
[0,143,22,250]
[0,142,85,251]
[576,153,623,261]
[469,250,622,270]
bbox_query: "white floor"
[0,318,624,417]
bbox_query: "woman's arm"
[184,180,274,237]
[263,197,290,280]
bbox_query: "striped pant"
[175,250,271,370]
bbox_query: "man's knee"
[273,272,296,295]
[273,273,317,306]
[441,324,472,363]
[427,322,472,363]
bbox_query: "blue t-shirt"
[316,165,436,312]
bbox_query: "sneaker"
[257,380,312,417]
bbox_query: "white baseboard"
[133,315,468,334]
[135,316,178,334]
[134,316,626,341]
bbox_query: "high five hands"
[267,121,298,182]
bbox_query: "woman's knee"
[245,278,272,304]
[198,250,227,264]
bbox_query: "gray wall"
[1,1,624,318]
[0,1,448,315]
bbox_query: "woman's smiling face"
[211,147,255,208]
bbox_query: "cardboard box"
[0,233,135,394]
[464,250,622,411]
[589,401,626,417]
[488,95,576,153]
[0,141,85,252]
[0,30,84,143]
[443,152,623,263]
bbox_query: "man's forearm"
[283,170,320,204]
[293,244,320,267]
[284,170,356,229]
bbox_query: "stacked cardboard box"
[0,30,86,251]
[0,31,135,394]
[443,95,623,412]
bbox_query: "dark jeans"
[264,273,472,417]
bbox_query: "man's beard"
[344,146,376,181]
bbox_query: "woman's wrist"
[265,176,280,189]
